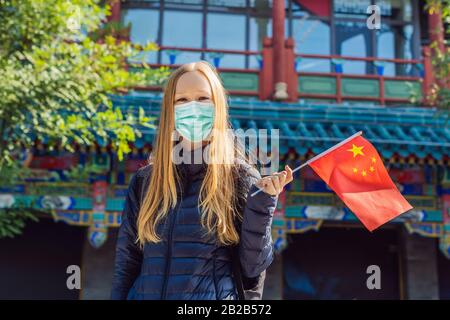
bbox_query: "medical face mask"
[174,100,215,143]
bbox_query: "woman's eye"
[199,96,210,101]
[176,98,187,102]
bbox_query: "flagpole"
[250,131,363,197]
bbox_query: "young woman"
[111,61,293,300]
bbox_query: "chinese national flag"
[309,134,413,231]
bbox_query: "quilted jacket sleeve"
[238,166,278,278]
[111,172,144,300]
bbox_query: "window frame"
[121,0,422,72]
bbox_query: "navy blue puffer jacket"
[111,160,278,300]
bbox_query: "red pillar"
[259,38,274,101]
[428,6,448,91]
[108,0,121,22]
[422,46,434,105]
[428,8,445,54]
[272,0,288,100]
[285,38,298,102]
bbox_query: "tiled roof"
[111,92,450,160]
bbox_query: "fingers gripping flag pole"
[251,131,413,232]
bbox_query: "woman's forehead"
[175,71,212,95]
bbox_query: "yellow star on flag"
[347,144,365,158]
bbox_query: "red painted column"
[285,38,298,102]
[108,0,121,22]
[428,8,445,54]
[272,0,288,100]
[422,46,434,105]
[424,7,446,100]
[259,37,274,101]
[427,7,448,90]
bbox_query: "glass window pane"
[296,58,331,73]
[335,20,373,74]
[249,15,289,68]
[249,17,272,50]
[161,10,202,64]
[209,54,246,68]
[377,24,415,76]
[293,19,331,72]
[375,0,412,22]
[249,15,272,68]
[207,13,246,50]
[161,51,203,65]
[122,9,159,63]
[162,11,202,48]
[248,0,275,48]
[207,13,246,68]
[293,19,330,55]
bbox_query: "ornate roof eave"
[110,93,449,161]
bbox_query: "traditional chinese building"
[0,0,449,300]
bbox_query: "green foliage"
[0,160,33,187]
[429,39,450,112]
[0,207,39,238]
[89,20,132,42]
[0,0,169,170]
[425,0,450,19]
[0,0,170,238]
[423,0,450,119]
[62,162,107,183]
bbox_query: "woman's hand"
[255,165,294,196]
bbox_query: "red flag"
[308,134,413,231]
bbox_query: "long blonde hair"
[137,61,245,247]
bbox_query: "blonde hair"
[137,61,245,247]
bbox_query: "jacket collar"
[176,148,208,180]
